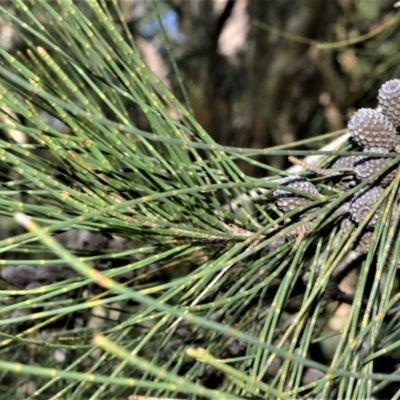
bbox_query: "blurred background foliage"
[2,0,400,173]
[0,0,400,399]
[122,0,400,174]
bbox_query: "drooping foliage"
[0,1,400,399]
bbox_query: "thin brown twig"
[288,155,333,176]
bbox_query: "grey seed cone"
[354,147,397,187]
[341,217,374,254]
[378,79,400,128]
[349,186,384,228]
[330,156,356,190]
[331,156,355,169]
[273,176,319,213]
[348,108,397,150]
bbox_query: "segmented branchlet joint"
[378,79,400,129]
[348,108,397,151]
[354,147,397,187]
[273,176,319,215]
[349,186,384,228]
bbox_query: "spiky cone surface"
[335,201,350,216]
[349,186,384,228]
[348,108,397,151]
[330,156,356,190]
[341,217,374,254]
[273,176,319,215]
[354,147,397,187]
[378,79,400,128]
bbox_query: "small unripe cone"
[354,147,397,187]
[349,186,384,227]
[273,176,319,214]
[378,79,400,128]
[348,108,397,150]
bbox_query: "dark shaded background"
[127,0,400,175]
